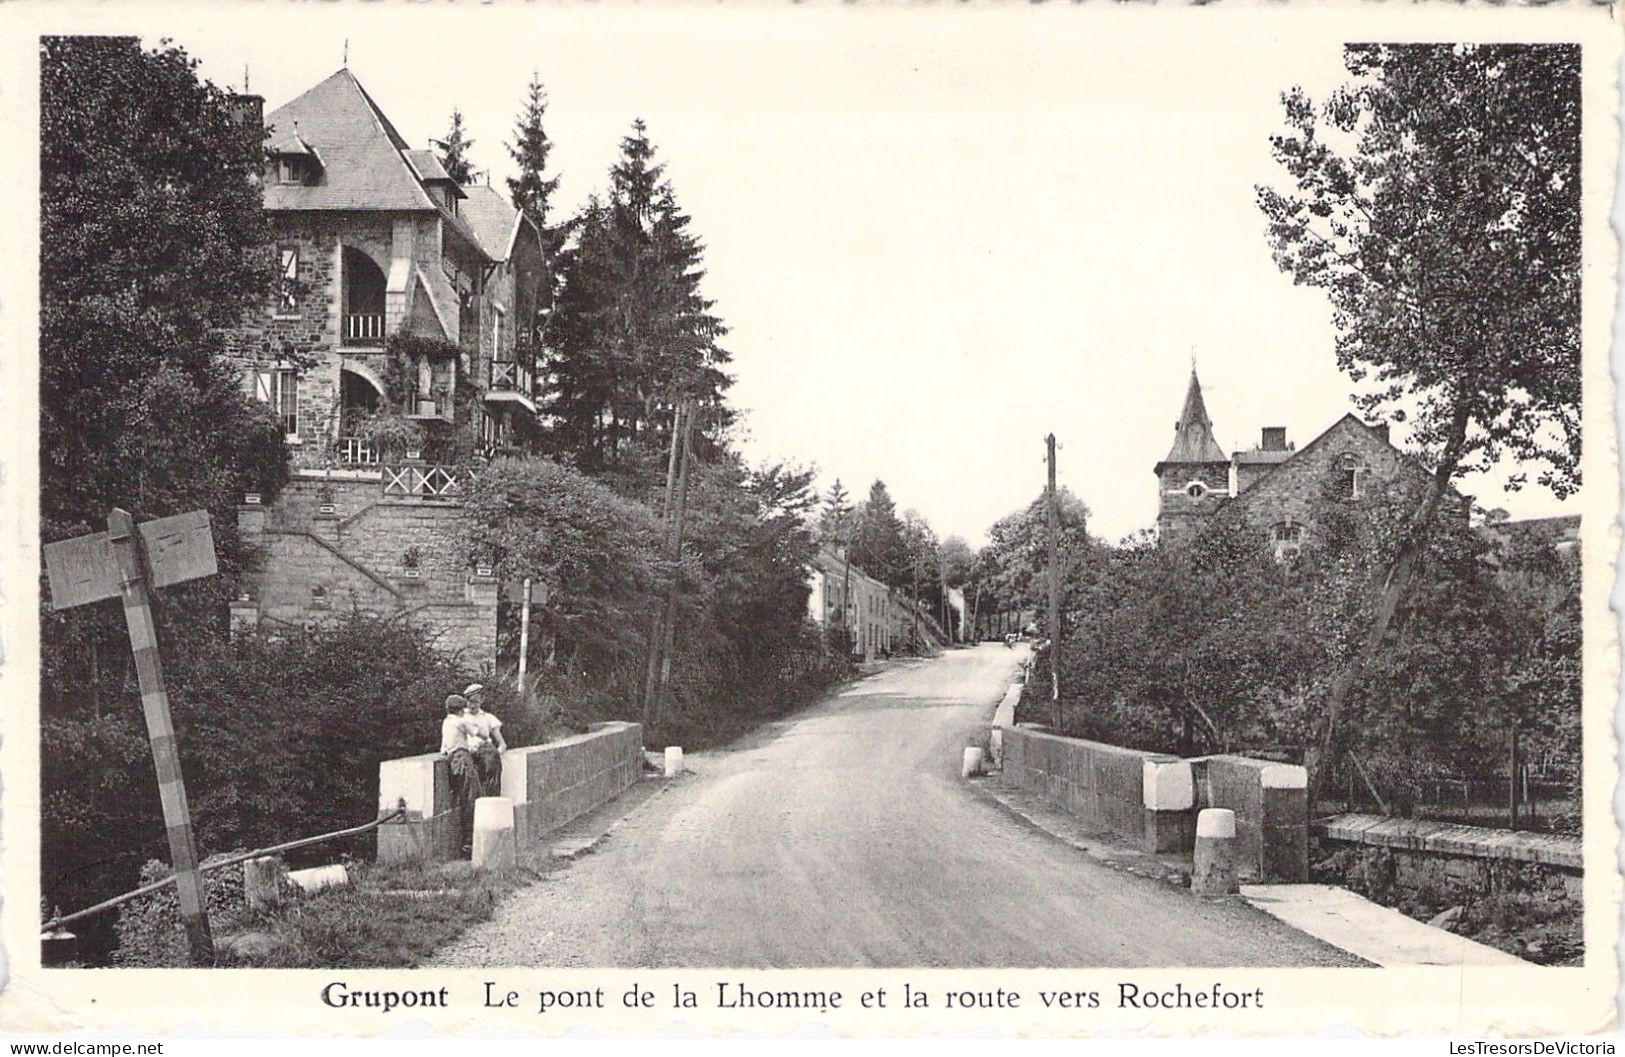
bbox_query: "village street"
[432,645,1357,968]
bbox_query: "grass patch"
[217,857,549,968]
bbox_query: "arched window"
[1185,481,1208,499]
[1336,452,1365,499]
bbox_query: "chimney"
[1370,422,1391,445]
[228,93,264,134]
[1261,427,1288,452]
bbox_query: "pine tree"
[434,108,476,184]
[546,120,732,483]
[819,479,853,547]
[506,72,565,257]
[856,480,907,586]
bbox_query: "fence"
[382,463,465,499]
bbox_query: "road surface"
[432,644,1357,967]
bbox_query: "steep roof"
[459,184,527,262]
[403,150,466,199]
[1158,370,1228,468]
[263,69,436,212]
[1233,413,1441,501]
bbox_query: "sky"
[62,4,1587,545]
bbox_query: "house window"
[1271,519,1304,562]
[254,368,300,439]
[493,306,504,356]
[1186,481,1207,499]
[275,156,302,185]
[277,246,299,316]
[1336,453,1365,499]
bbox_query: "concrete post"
[287,864,349,895]
[243,856,291,911]
[472,796,517,870]
[1192,808,1238,897]
[664,746,685,777]
[961,746,984,778]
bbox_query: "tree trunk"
[1306,404,1472,805]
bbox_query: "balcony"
[343,313,385,346]
[404,392,454,424]
[485,360,537,413]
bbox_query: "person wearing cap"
[440,694,477,851]
[463,683,506,795]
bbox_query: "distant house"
[1153,369,1468,557]
[807,547,892,662]
[221,70,548,666]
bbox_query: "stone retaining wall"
[1315,813,1582,900]
[376,721,644,863]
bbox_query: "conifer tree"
[819,479,853,547]
[433,108,476,184]
[546,120,732,482]
[506,72,566,257]
[855,480,907,586]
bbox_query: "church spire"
[1159,369,1227,467]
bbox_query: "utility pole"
[1046,434,1062,730]
[643,401,688,722]
[656,402,696,705]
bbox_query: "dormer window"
[275,156,303,185]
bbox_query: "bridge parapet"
[1001,726,1307,880]
[376,721,644,864]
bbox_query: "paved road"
[433,644,1356,967]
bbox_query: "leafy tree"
[974,488,1092,620]
[41,35,286,533]
[459,456,665,676]
[434,108,476,184]
[939,536,976,588]
[1256,44,1581,792]
[545,121,732,481]
[40,33,290,785]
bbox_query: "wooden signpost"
[44,507,218,965]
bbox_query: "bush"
[43,612,476,963]
[113,853,249,967]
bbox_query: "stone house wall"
[1156,460,1232,544]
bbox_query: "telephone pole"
[1046,433,1062,730]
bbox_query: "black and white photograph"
[1,0,1619,1040]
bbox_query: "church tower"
[1154,370,1230,544]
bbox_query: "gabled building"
[222,69,549,667]
[1153,369,1467,557]
[224,68,545,468]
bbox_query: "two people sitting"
[440,682,507,798]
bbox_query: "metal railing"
[41,809,404,935]
[343,313,385,344]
